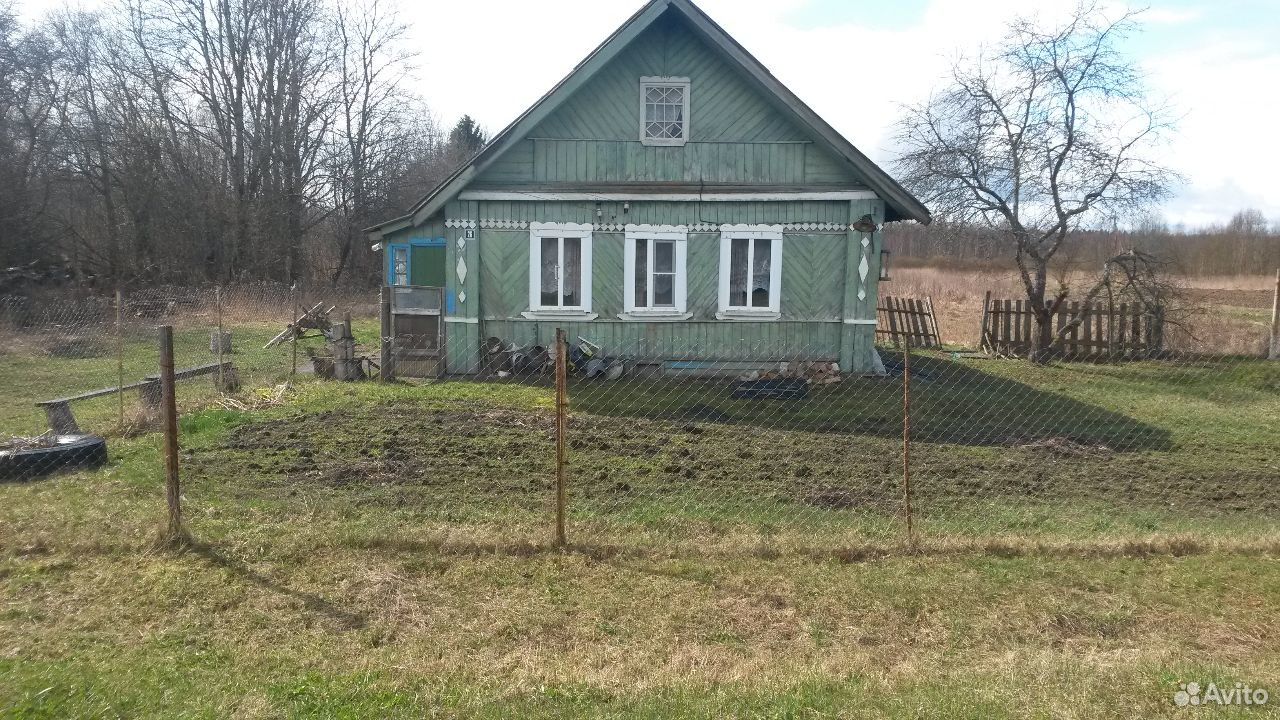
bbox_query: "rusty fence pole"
[901,339,916,549]
[554,328,569,547]
[159,325,182,540]
[116,288,125,429]
[216,286,225,390]
[379,286,393,381]
[1269,268,1279,360]
[290,283,299,378]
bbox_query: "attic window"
[640,77,690,146]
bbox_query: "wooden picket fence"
[980,292,1165,360]
[877,296,941,349]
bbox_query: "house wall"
[475,16,866,189]
[420,197,884,374]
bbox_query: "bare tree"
[893,3,1179,361]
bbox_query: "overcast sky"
[15,0,1280,228]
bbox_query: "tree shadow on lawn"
[564,352,1173,451]
[187,541,367,631]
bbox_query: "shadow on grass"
[553,352,1174,451]
[187,541,367,631]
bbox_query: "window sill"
[715,310,781,321]
[520,310,599,322]
[617,311,693,322]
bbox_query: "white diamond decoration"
[456,256,468,285]
[857,252,870,301]
[861,237,870,248]
[458,290,467,304]
[457,237,466,251]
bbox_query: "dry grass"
[2,377,1279,717]
[886,268,1275,354]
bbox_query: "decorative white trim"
[715,310,782,321]
[720,223,785,236]
[640,77,691,147]
[617,312,694,322]
[857,236,871,301]
[478,218,530,230]
[843,318,878,325]
[520,311,599,321]
[530,221,593,234]
[623,223,688,235]
[444,218,477,229]
[718,225,784,317]
[443,316,480,324]
[464,218,857,233]
[456,190,878,202]
[528,222,593,314]
[624,225,689,315]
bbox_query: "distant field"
[886,267,1275,355]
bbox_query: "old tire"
[0,434,107,481]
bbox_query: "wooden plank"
[1085,299,1095,356]
[885,296,902,348]
[998,298,1008,351]
[980,291,992,352]
[1068,301,1080,357]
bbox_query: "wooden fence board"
[979,296,1164,360]
[876,296,941,349]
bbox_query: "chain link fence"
[2,282,1277,551]
[0,284,377,481]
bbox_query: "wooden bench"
[35,361,234,434]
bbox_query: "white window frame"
[621,224,690,321]
[639,76,691,147]
[717,224,783,320]
[524,222,595,320]
[392,246,410,286]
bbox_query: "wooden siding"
[476,230,847,323]
[469,199,851,226]
[478,320,846,364]
[475,17,865,188]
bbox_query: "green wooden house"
[367,0,930,376]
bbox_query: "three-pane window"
[527,223,594,316]
[623,226,688,316]
[718,226,783,318]
[539,235,584,308]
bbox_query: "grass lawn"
[0,318,380,437]
[1,355,1278,717]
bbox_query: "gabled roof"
[367,0,930,238]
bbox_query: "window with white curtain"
[526,223,594,317]
[640,77,690,146]
[623,225,688,318]
[717,225,783,319]
[392,247,409,286]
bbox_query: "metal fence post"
[555,328,569,547]
[290,283,299,378]
[379,286,393,381]
[902,339,916,549]
[216,286,225,390]
[1269,268,1279,360]
[159,325,182,540]
[116,288,124,429]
